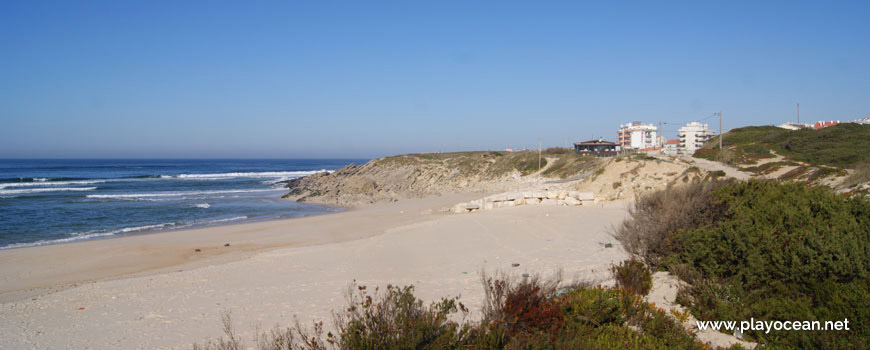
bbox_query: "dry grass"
[540,153,602,179]
[611,180,732,268]
[843,164,870,188]
[193,312,243,350]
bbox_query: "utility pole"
[719,111,723,150]
[797,103,800,124]
[538,141,542,171]
[658,121,663,147]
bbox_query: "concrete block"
[577,192,595,201]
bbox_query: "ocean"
[0,159,364,249]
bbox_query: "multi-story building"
[617,122,659,150]
[678,122,715,154]
[663,139,680,156]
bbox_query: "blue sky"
[1,1,868,158]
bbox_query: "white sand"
[0,196,628,349]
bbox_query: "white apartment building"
[663,139,680,156]
[678,122,715,154]
[617,122,659,150]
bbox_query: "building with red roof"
[813,120,840,129]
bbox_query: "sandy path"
[0,198,628,349]
[678,155,753,180]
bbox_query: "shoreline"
[0,194,473,304]
[0,194,629,349]
[0,199,345,251]
[0,185,346,250]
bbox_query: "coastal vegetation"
[195,272,726,350]
[694,123,870,168]
[283,149,604,205]
[611,259,652,296]
[616,179,870,349]
[384,148,602,179]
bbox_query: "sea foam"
[0,187,98,195]
[86,188,279,199]
[164,170,327,180]
[0,216,249,249]
[0,180,108,189]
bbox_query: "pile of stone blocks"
[451,190,596,213]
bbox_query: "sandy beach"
[0,195,628,349]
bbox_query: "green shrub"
[612,179,732,267]
[656,180,870,348]
[698,124,870,168]
[739,144,773,158]
[195,276,709,350]
[611,259,652,296]
[693,148,718,161]
[335,284,469,349]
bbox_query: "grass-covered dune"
[616,179,870,349]
[695,123,870,168]
[283,148,602,206]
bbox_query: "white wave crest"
[0,216,249,249]
[193,203,211,209]
[86,188,279,199]
[205,216,247,224]
[165,170,327,180]
[0,187,98,195]
[0,222,180,249]
[0,180,108,189]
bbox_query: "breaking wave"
[0,216,249,249]
[0,187,98,195]
[86,188,280,199]
[0,180,107,189]
[162,170,327,180]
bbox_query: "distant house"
[574,139,618,157]
[663,139,680,156]
[813,120,840,129]
[778,122,812,130]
